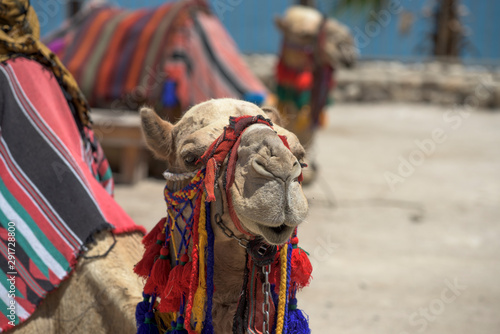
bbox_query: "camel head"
[275,5,357,68]
[140,98,308,245]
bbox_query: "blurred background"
[31,0,500,333]
[33,0,500,62]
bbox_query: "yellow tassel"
[275,245,288,334]
[192,192,207,333]
[155,311,176,333]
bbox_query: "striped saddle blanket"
[44,0,267,118]
[0,57,144,331]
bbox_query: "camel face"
[141,98,308,245]
[231,124,308,244]
[276,5,357,68]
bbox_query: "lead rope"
[262,264,272,334]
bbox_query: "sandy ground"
[114,102,500,334]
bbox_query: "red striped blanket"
[0,57,145,331]
[44,0,267,118]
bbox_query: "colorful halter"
[134,115,312,334]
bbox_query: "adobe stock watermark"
[32,0,65,28]
[384,75,495,192]
[212,0,243,21]
[34,0,120,28]
[307,234,340,268]
[109,63,167,113]
[398,277,467,333]
[352,0,403,50]
[6,221,17,327]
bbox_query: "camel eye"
[183,153,198,166]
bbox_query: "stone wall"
[243,54,500,109]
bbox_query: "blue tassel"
[171,316,188,333]
[286,298,311,334]
[135,293,151,329]
[137,311,159,334]
[242,92,266,106]
[162,80,179,108]
[202,201,214,334]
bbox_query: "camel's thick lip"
[234,208,298,245]
[257,223,295,246]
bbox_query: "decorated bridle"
[134,115,312,334]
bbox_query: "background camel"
[274,5,357,183]
[138,98,311,333]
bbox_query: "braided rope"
[192,192,208,332]
[204,201,215,333]
[275,245,289,334]
[184,193,203,333]
[283,242,293,333]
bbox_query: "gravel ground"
[115,102,500,334]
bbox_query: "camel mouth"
[258,223,295,245]
[270,224,288,234]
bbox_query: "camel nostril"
[252,159,274,178]
[290,159,302,181]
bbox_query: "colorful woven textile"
[0,57,145,332]
[0,0,92,126]
[44,0,268,118]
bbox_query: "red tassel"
[180,260,193,292]
[143,276,157,295]
[159,260,192,313]
[150,247,171,288]
[142,217,166,248]
[134,232,165,278]
[291,237,312,290]
[268,248,282,289]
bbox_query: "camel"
[274,5,356,183]
[7,99,311,334]
[138,98,311,333]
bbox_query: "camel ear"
[140,107,173,160]
[261,106,283,126]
